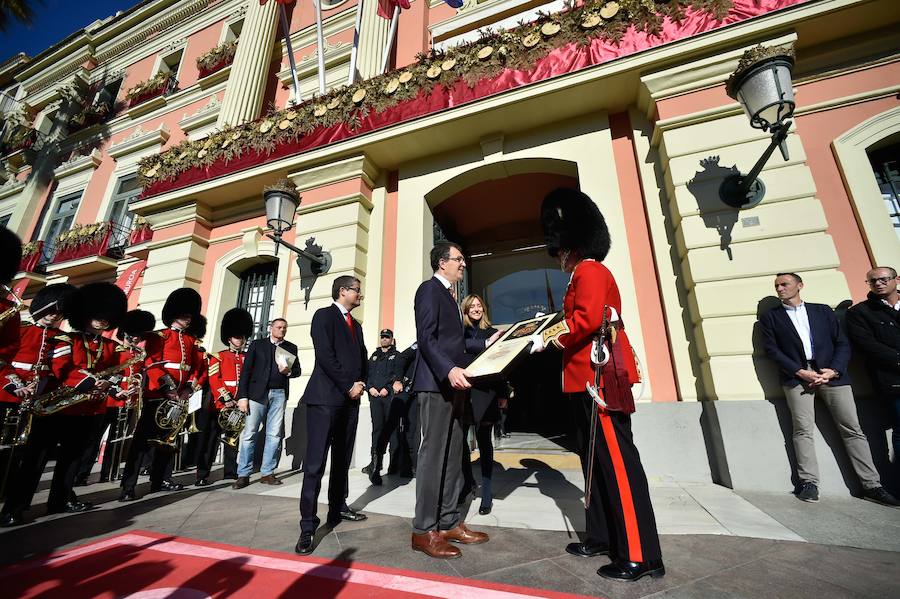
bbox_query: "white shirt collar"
[881,298,900,311]
[269,336,283,346]
[333,300,350,316]
[433,273,452,289]
[782,301,805,311]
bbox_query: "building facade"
[1,0,898,494]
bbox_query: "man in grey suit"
[411,241,489,559]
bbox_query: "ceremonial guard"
[0,228,23,496]
[119,288,204,501]
[178,315,208,473]
[99,310,156,483]
[0,284,74,524]
[61,283,129,505]
[197,308,253,485]
[533,188,663,581]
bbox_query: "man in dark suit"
[234,318,301,488]
[846,266,900,482]
[411,241,489,559]
[295,275,369,555]
[760,272,897,506]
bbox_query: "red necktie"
[345,312,356,340]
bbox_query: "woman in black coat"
[460,294,503,515]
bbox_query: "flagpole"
[379,6,400,75]
[347,0,365,85]
[279,3,302,104]
[314,0,327,95]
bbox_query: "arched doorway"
[430,167,579,447]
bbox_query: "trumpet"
[0,284,27,326]
[218,407,246,447]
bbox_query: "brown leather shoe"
[232,476,250,489]
[259,474,282,485]
[411,531,461,559]
[440,522,489,545]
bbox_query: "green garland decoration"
[138,0,732,187]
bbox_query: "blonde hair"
[461,294,491,330]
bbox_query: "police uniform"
[196,308,253,483]
[364,330,404,480]
[120,288,203,500]
[539,188,662,581]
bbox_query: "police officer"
[362,329,404,485]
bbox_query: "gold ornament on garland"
[137,0,735,189]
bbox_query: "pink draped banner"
[143,0,808,198]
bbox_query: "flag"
[114,260,147,299]
[377,0,410,20]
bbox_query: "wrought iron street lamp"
[720,44,797,209]
[263,178,331,274]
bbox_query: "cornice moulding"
[197,65,232,90]
[0,181,26,201]
[54,148,102,180]
[179,95,222,134]
[295,192,374,217]
[108,124,172,159]
[281,8,357,56]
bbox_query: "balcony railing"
[25,220,154,272]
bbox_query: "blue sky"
[1,0,137,63]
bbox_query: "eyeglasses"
[866,276,895,285]
[344,287,362,293]
[444,256,465,263]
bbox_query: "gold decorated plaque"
[466,312,562,380]
[352,88,367,104]
[384,78,400,94]
[399,71,413,83]
[426,65,442,79]
[326,97,341,110]
[600,2,619,19]
[477,46,494,60]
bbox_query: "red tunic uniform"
[61,333,125,416]
[107,345,145,409]
[208,349,245,410]
[0,298,22,396]
[0,324,72,404]
[143,327,202,399]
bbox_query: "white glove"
[529,333,545,354]
[534,311,546,318]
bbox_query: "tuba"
[218,407,246,447]
[0,284,27,326]
[33,349,147,416]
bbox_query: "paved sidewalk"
[2,458,898,598]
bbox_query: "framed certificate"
[466,312,562,380]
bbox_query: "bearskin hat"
[65,282,128,332]
[187,314,207,340]
[220,308,254,345]
[540,188,610,261]
[117,309,156,341]
[161,287,202,327]
[30,283,76,320]
[0,227,22,286]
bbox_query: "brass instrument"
[218,407,246,447]
[186,411,201,434]
[150,395,189,450]
[0,398,33,450]
[0,284,27,326]
[32,348,147,416]
[110,372,143,444]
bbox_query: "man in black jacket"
[234,318,301,488]
[846,266,900,478]
[760,273,897,506]
[362,329,403,486]
[295,275,368,555]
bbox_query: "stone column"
[217,0,279,127]
[355,0,393,79]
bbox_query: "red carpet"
[1,531,604,598]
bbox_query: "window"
[237,262,278,339]
[158,49,184,81]
[93,78,123,111]
[223,19,243,43]
[42,191,82,263]
[0,215,11,229]
[869,143,900,241]
[108,174,141,247]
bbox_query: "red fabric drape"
[143,0,808,199]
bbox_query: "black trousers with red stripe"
[570,393,661,564]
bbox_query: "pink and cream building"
[1,0,898,493]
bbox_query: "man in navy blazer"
[411,241,489,559]
[760,272,895,506]
[296,275,369,554]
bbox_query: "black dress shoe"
[232,476,250,489]
[119,491,138,502]
[361,461,374,475]
[295,533,314,555]
[0,512,24,527]
[566,542,610,558]
[151,480,184,492]
[49,501,93,514]
[478,502,493,515]
[369,470,383,486]
[195,478,210,487]
[597,560,665,581]
[98,476,110,483]
[73,477,89,487]
[339,508,367,522]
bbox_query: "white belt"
[163,362,191,371]
[224,381,236,386]
[12,361,32,370]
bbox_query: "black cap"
[380,329,393,337]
